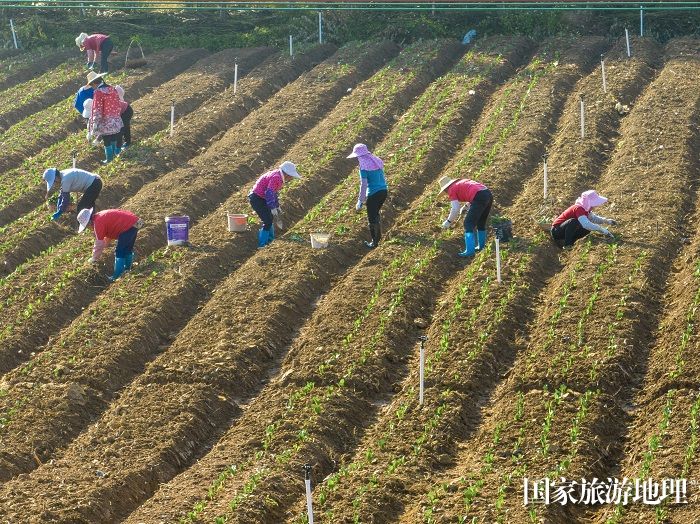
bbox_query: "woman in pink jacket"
[75,32,113,73]
[86,71,123,164]
[248,161,301,248]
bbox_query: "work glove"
[87,256,97,264]
[607,218,618,226]
[460,204,470,215]
[356,201,363,212]
[441,219,453,229]
[271,207,280,217]
[601,228,614,240]
[51,210,63,221]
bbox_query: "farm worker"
[43,167,103,221]
[438,176,493,257]
[248,161,301,248]
[551,190,616,249]
[114,85,133,150]
[78,207,144,281]
[73,84,94,115]
[75,32,114,73]
[86,71,123,164]
[348,143,388,249]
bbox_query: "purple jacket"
[250,169,284,210]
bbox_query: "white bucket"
[310,232,330,249]
[227,213,248,232]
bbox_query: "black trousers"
[76,177,102,214]
[102,132,120,148]
[551,218,590,247]
[366,189,387,225]
[249,193,273,231]
[118,104,133,148]
[99,38,113,73]
[463,189,493,233]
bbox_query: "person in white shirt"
[43,167,103,222]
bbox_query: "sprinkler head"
[419,335,428,343]
[302,464,312,479]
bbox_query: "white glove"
[271,208,280,217]
[356,201,363,212]
[441,220,452,229]
[607,218,617,226]
[460,204,470,215]
[600,228,614,239]
[88,256,97,264]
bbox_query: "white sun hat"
[280,161,301,179]
[77,207,94,233]
[82,98,93,119]
[75,32,88,48]
[43,167,58,192]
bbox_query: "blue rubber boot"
[476,229,487,251]
[125,252,134,270]
[267,225,275,245]
[108,257,127,281]
[257,228,270,248]
[102,144,116,164]
[458,232,476,257]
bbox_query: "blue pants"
[249,193,273,231]
[464,189,493,233]
[115,227,138,257]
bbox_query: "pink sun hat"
[347,143,370,159]
[576,190,608,211]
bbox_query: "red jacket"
[446,179,487,203]
[93,209,139,241]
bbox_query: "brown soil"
[0,48,209,217]
[0,50,74,92]
[0,46,274,267]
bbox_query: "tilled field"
[0,35,698,524]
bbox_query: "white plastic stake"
[495,238,502,284]
[640,6,644,37]
[419,336,426,406]
[289,35,293,57]
[625,28,631,57]
[80,2,86,16]
[9,19,18,49]
[72,150,77,168]
[233,61,238,95]
[601,55,607,93]
[542,153,549,199]
[318,12,323,44]
[579,94,585,139]
[304,465,314,524]
[169,100,175,137]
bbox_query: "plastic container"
[492,220,513,242]
[310,232,330,249]
[165,215,190,246]
[227,213,248,232]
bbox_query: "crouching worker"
[438,176,493,257]
[248,161,301,248]
[551,190,616,250]
[78,207,144,281]
[43,167,102,221]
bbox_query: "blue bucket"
[165,215,190,246]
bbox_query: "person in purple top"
[348,143,388,249]
[248,161,301,248]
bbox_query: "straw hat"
[85,70,107,86]
[42,167,59,192]
[347,143,370,159]
[438,176,458,194]
[82,98,93,119]
[75,32,88,48]
[77,207,94,233]
[280,161,301,179]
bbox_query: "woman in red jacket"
[78,207,144,281]
[551,190,617,249]
[76,32,113,73]
[438,176,493,257]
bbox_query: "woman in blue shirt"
[348,143,388,248]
